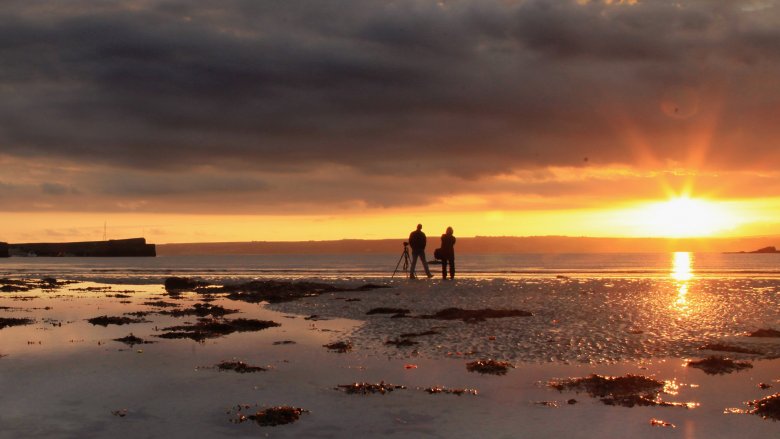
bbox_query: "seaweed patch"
[157,318,280,341]
[159,303,238,318]
[548,374,695,408]
[216,360,267,373]
[747,393,780,421]
[143,300,179,308]
[423,386,478,396]
[0,317,34,329]
[1,278,69,293]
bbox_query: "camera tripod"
[391,242,411,278]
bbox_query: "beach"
[1,256,779,438]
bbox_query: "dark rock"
[550,374,663,396]
[113,333,155,346]
[698,343,763,355]
[366,307,410,315]
[87,315,148,326]
[216,360,266,373]
[466,359,513,375]
[385,338,418,347]
[220,280,388,304]
[230,318,280,331]
[125,311,156,317]
[687,356,753,375]
[164,277,209,292]
[323,341,352,353]
[400,330,440,338]
[421,308,532,323]
[0,279,35,292]
[304,314,328,321]
[748,328,780,338]
[352,283,391,291]
[221,280,338,303]
[234,406,308,426]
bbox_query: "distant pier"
[3,238,155,257]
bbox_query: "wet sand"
[1,277,779,438]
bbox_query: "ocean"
[1,252,779,282]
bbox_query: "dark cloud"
[1,0,779,211]
[40,182,78,195]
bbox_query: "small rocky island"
[727,246,780,254]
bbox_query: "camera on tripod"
[392,241,412,278]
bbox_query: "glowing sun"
[628,196,737,238]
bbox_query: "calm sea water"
[0,252,778,282]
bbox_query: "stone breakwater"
[8,237,155,257]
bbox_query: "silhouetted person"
[440,226,456,279]
[408,224,433,279]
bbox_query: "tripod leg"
[392,250,408,278]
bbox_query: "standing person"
[440,226,456,279]
[408,224,433,279]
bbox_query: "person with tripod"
[408,224,433,279]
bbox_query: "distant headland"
[0,238,155,257]
[156,236,780,255]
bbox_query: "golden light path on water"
[671,252,693,316]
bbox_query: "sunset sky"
[2,0,780,243]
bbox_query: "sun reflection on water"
[671,252,693,315]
